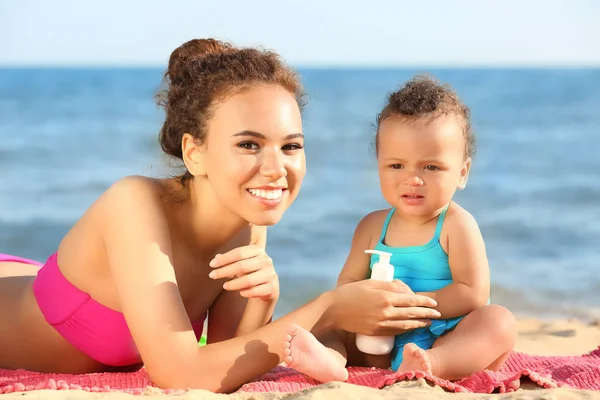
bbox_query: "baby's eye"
[237,141,259,150]
[424,165,440,171]
[390,164,403,170]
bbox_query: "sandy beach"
[2,317,599,400]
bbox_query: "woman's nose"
[260,149,287,178]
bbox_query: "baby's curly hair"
[376,75,475,159]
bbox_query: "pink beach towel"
[2,348,600,394]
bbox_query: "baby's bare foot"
[396,343,432,374]
[282,324,348,382]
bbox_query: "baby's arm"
[417,204,490,318]
[336,211,382,286]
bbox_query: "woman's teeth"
[248,188,283,200]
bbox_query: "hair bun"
[167,38,233,84]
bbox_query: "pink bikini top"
[32,253,206,367]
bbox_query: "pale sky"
[1,0,599,67]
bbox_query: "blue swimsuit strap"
[379,208,396,242]
[433,205,449,240]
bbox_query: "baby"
[309,75,517,381]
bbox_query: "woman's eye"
[282,143,304,151]
[237,141,259,150]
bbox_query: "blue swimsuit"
[370,206,464,370]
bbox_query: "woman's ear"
[181,133,207,177]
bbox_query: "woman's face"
[197,84,306,226]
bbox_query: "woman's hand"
[208,245,279,301]
[327,279,441,336]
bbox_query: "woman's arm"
[235,225,277,335]
[207,290,275,343]
[417,206,490,318]
[103,177,209,388]
[207,225,278,339]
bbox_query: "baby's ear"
[182,133,207,177]
[458,157,471,190]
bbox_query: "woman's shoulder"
[100,175,177,211]
[63,176,167,235]
[93,176,171,231]
[105,175,166,198]
[57,176,172,281]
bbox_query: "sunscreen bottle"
[355,249,395,355]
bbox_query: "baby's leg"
[398,304,517,380]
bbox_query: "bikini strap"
[379,208,396,242]
[433,205,450,240]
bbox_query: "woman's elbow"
[149,370,228,393]
[146,356,244,393]
[145,357,223,392]
[147,365,194,391]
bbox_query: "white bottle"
[355,249,396,355]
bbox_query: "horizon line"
[1,62,599,70]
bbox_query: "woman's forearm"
[271,290,336,336]
[150,291,335,392]
[236,283,336,337]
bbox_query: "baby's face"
[376,114,470,219]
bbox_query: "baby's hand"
[208,245,279,301]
